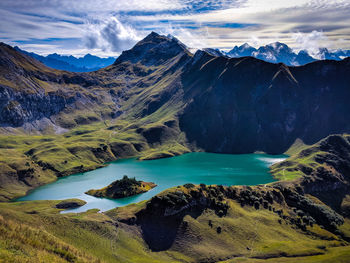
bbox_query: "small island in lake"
[85,175,157,199]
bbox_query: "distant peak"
[241,43,252,48]
[143,31,162,41]
[84,53,95,58]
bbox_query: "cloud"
[84,17,140,53]
[292,30,330,59]
[166,26,210,49]
[1,0,350,55]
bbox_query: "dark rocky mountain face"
[114,32,190,66]
[179,52,350,154]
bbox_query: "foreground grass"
[0,200,190,263]
[0,183,350,263]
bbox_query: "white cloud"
[292,30,330,59]
[84,17,140,53]
[1,0,350,55]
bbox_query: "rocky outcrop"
[85,176,157,199]
[55,199,86,209]
[0,85,75,127]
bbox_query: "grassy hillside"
[1,183,349,262]
[0,119,190,201]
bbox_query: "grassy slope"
[1,191,349,263]
[0,200,189,263]
[271,133,349,181]
[0,118,191,201]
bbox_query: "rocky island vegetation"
[86,175,157,199]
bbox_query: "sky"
[0,0,349,57]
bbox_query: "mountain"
[114,31,189,65]
[254,42,315,65]
[1,34,350,152]
[295,49,316,65]
[1,32,350,262]
[318,47,341,60]
[334,49,350,58]
[179,51,350,154]
[202,48,225,57]
[224,42,349,65]
[14,46,115,72]
[226,43,257,57]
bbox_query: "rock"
[55,199,86,209]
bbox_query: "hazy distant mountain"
[226,43,257,57]
[14,47,115,72]
[318,48,341,60]
[224,42,349,66]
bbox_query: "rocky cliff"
[179,51,350,154]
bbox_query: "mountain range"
[1,32,350,262]
[1,33,350,151]
[14,46,115,72]
[219,42,350,66]
[14,40,350,73]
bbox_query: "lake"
[17,152,287,213]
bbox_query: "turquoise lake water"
[17,152,287,213]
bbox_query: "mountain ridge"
[223,42,349,66]
[14,46,115,72]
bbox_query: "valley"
[0,32,350,262]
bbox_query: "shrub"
[254,201,260,210]
[217,210,224,217]
[184,183,195,189]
